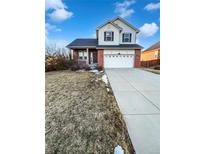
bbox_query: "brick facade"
[97,49,104,67]
[73,50,79,61]
[134,49,141,68]
[72,48,140,68]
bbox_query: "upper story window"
[122,33,132,42]
[104,31,114,41]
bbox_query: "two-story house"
[66,17,143,68]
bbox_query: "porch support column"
[86,48,89,65]
[70,49,73,60]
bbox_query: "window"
[78,51,87,60]
[122,33,132,42]
[104,31,114,41]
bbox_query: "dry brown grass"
[45,70,134,154]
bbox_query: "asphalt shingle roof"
[143,41,160,52]
[66,39,98,47]
[96,44,143,49]
[66,38,143,49]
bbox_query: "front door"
[93,52,97,63]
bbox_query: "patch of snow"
[106,88,110,92]
[114,145,124,154]
[89,63,98,69]
[89,69,99,74]
[101,74,108,85]
[76,69,85,72]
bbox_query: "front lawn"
[45,70,134,154]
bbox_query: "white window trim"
[78,51,87,60]
[123,33,131,42]
[104,31,113,41]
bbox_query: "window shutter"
[112,32,114,41]
[122,33,124,42]
[104,32,106,41]
[130,33,132,42]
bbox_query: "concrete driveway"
[105,68,160,154]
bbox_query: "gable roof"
[66,39,98,48]
[111,16,140,32]
[96,17,139,32]
[143,41,160,52]
[96,21,122,31]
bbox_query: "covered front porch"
[71,48,98,66]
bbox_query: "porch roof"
[66,38,97,48]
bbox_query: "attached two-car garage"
[104,50,135,68]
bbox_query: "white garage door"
[104,54,134,68]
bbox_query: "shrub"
[45,51,100,72]
[45,52,71,72]
[95,66,103,71]
[70,65,80,71]
[85,65,92,71]
[70,61,80,71]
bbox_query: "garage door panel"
[104,53,134,68]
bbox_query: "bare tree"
[45,42,69,57]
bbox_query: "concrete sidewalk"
[105,68,160,154]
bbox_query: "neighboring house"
[66,17,143,68]
[141,41,160,61]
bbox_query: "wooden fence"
[141,59,160,68]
